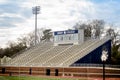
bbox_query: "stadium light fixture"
[32,6,40,45]
[101,50,108,80]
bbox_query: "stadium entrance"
[46,69,50,76]
[55,69,59,76]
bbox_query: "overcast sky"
[0,0,120,48]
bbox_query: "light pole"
[101,50,108,80]
[32,6,40,45]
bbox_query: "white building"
[53,29,84,46]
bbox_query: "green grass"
[0,76,86,80]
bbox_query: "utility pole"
[32,6,40,45]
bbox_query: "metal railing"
[71,63,120,68]
[10,41,53,58]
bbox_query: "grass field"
[0,76,86,80]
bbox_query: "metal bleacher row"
[3,37,110,67]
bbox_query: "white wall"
[54,29,84,46]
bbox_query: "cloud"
[0,0,8,4]
[0,0,32,29]
[91,0,120,25]
[0,4,19,14]
[33,0,96,30]
[0,0,120,48]
[0,16,25,27]
[0,0,33,47]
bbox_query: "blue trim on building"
[72,39,111,65]
[54,30,78,35]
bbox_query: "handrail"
[24,46,55,66]
[71,63,120,68]
[61,37,110,66]
[6,41,53,64]
[10,42,45,58]
[42,45,74,65]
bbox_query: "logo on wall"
[101,46,108,61]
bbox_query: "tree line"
[0,28,52,58]
[0,19,120,64]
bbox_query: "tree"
[74,21,92,37]
[73,19,104,38]
[4,41,27,57]
[111,44,120,64]
[18,28,44,47]
[106,27,120,64]
[0,28,53,58]
[0,48,4,58]
[18,32,35,47]
[106,28,119,45]
[90,20,104,38]
[41,29,53,41]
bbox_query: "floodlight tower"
[32,6,40,45]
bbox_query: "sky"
[0,0,120,48]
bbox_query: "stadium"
[0,29,120,78]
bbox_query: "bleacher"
[3,36,110,67]
[42,39,95,67]
[61,37,110,67]
[5,42,54,66]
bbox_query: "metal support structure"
[103,61,105,80]
[35,12,37,45]
[32,6,40,45]
[101,50,108,80]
